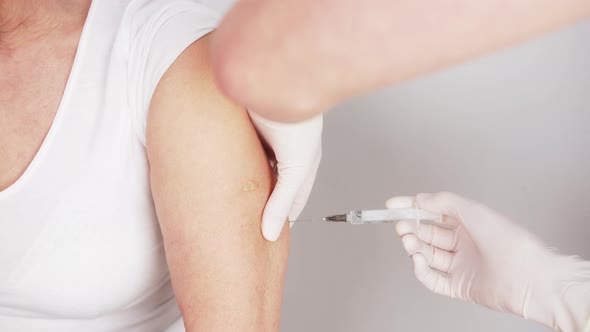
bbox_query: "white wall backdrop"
[284,20,590,332]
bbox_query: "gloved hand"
[248,111,323,241]
[386,192,590,332]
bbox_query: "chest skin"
[0,26,82,192]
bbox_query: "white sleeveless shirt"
[0,1,219,330]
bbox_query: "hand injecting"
[387,192,590,332]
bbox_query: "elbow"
[210,32,328,123]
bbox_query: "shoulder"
[122,0,222,144]
[147,32,242,133]
[124,0,221,40]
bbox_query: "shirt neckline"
[0,0,96,199]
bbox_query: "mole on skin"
[241,179,259,192]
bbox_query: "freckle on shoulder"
[241,179,260,192]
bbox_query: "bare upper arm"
[146,33,289,332]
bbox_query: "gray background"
[286,21,590,332]
[206,1,590,330]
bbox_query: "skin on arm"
[211,0,590,122]
[146,34,289,331]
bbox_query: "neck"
[0,0,89,51]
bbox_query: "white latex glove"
[248,111,322,241]
[386,192,590,332]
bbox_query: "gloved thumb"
[261,171,306,241]
[385,196,415,209]
[413,192,473,218]
[287,156,321,222]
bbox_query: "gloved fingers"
[400,234,423,255]
[287,154,321,221]
[401,234,454,273]
[396,220,457,252]
[385,192,465,227]
[386,195,460,228]
[385,196,414,209]
[430,246,454,274]
[418,223,456,251]
[414,192,465,227]
[261,169,308,241]
[412,253,453,297]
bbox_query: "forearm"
[212,0,590,122]
[526,254,590,332]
